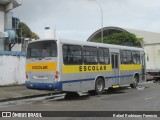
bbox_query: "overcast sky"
[12,0,160,41]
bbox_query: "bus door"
[111,53,120,85]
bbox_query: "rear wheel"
[130,76,139,88]
[89,77,105,95]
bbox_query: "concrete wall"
[0,38,4,50]
[0,5,5,50]
[12,44,22,51]
[0,5,4,32]
[0,55,26,86]
[4,12,13,29]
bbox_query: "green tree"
[18,22,39,39]
[18,22,32,38]
[31,32,40,40]
[96,32,143,47]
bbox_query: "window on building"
[83,46,98,64]
[63,44,82,65]
[98,48,110,64]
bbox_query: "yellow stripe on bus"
[26,62,57,72]
[120,64,142,71]
[62,64,142,74]
[62,65,112,74]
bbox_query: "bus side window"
[132,51,141,64]
[98,48,110,64]
[121,50,132,64]
[90,47,98,64]
[63,44,82,65]
[98,48,104,63]
[70,45,82,64]
[83,46,98,64]
[83,46,90,64]
[104,48,110,64]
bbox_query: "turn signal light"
[56,71,59,74]
[26,72,28,79]
[55,74,59,79]
[55,71,59,79]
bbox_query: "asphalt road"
[0,82,160,120]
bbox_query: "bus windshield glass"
[27,40,57,58]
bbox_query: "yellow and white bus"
[25,39,146,95]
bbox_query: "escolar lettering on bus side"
[79,65,107,72]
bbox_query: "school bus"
[25,39,146,95]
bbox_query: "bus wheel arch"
[130,73,139,88]
[95,76,105,84]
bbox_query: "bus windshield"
[27,40,57,58]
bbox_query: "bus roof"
[29,38,144,51]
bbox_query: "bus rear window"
[27,40,57,58]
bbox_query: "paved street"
[0,82,160,120]
[0,85,60,102]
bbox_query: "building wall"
[0,38,4,50]
[12,44,22,51]
[0,5,4,32]
[0,5,5,50]
[4,12,13,29]
[125,28,160,44]
[0,55,26,86]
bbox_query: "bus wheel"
[130,76,139,88]
[95,77,105,95]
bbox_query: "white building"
[0,0,21,50]
[125,28,160,73]
[87,26,160,76]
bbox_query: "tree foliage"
[31,32,40,40]
[18,22,32,38]
[18,22,39,39]
[96,32,143,47]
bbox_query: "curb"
[0,84,25,87]
[0,91,62,102]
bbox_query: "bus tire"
[130,75,139,88]
[95,77,105,95]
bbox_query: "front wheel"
[130,76,139,88]
[89,77,105,95]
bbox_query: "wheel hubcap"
[97,81,103,91]
[133,78,138,85]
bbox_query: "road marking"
[145,96,156,100]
